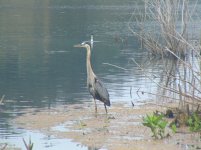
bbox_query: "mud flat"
[15,102,201,150]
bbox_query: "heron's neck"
[86,46,95,77]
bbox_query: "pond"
[0,0,200,149]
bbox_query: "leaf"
[187,113,201,132]
[158,120,168,129]
[142,113,168,139]
[187,118,193,126]
[153,115,163,125]
[171,124,177,133]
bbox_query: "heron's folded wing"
[94,78,109,101]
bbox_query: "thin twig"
[132,57,201,102]
[130,86,132,99]
[0,95,5,105]
[102,63,128,71]
[137,89,180,101]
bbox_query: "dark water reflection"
[0,0,190,149]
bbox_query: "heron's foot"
[104,104,108,114]
[94,106,98,117]
[93,99,97,115]
[94,112,98,118]
[95,106,97,112]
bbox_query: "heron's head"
[74,42,90,48]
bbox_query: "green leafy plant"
[170,124,177,133]
[142,114,168,139]
[187,113,201,132]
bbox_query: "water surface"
[0,0,200,149]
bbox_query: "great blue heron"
[74,42,110,114]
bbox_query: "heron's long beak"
[74,44,83,48]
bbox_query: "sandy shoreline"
[14,102,201,150]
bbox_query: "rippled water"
[0,0,200,149]
[0,1,147,149]
[0,129,88,150]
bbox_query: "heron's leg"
[104,104,108,114]
[93,98,97,113]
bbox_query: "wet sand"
[14,102,201,150]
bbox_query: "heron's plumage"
[74,42,110,113]
[88,77,110,106]
[94,78,110,106]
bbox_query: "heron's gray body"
[85,44,110,107]
[87,76,110,106]
[74,43,110,113]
